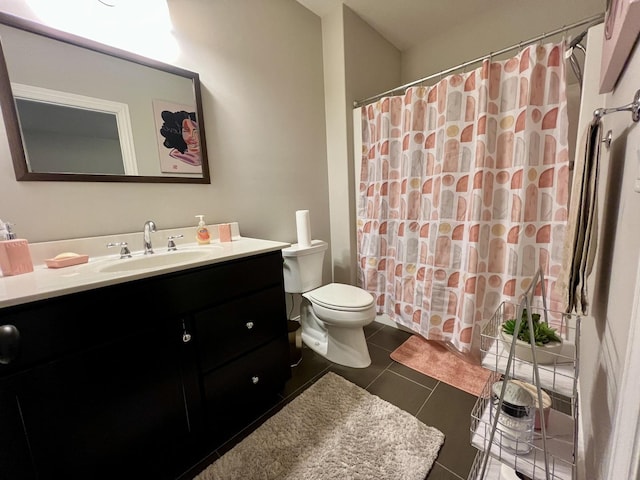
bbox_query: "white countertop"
[0,224,290,309]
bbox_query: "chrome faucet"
[143,220,157,254]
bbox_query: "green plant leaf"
[501,308,561,345]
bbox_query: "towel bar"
[592,89,640,125]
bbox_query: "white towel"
[557,119,601,315]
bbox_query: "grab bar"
[592,89,640,125]
[592,89,640,148]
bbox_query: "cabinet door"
[0,374,35,479]
[13,325,191,480]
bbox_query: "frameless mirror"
[0,12,210,183]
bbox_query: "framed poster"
[153,99,202,174]
[600,0,640,93]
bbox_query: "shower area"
[351,13,602,357]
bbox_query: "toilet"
[281,240,376,368]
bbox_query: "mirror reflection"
[0,12,210,183]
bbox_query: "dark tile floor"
[183,321,480,479]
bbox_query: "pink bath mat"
[390,335,492,396]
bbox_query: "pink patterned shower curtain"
[357,42,570,354]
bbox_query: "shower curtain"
[357,41,570,354]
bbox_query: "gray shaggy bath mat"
[194,371,444,480]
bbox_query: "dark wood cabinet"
[201,336,290,441]
[0,374,33,480]
[0,250,290,479]
[3,326,189,480]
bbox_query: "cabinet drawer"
[194,286,286,372]
[202,337,290,439]
[155,251,285,312]
[0,285,157,375]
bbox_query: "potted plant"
[500,309,563,364]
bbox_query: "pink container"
[0,239,34,276]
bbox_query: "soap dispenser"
[0,221,34,276]
[195,215,210,245]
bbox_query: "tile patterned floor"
[183,321,480,479]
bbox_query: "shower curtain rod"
[353,12,604,108]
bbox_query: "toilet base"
[301,326,371,368]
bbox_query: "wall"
[294,1,403,287]
[401,0,603,85]
[316,5,401,284]
[0,0,330,268]
[318,6,349,285]
[576,24,640,479]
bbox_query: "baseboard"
[577,379,586,479]
[373,313,414,333]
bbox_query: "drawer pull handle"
[251,376,259,384]
[181,319,192,343]
[0,324,20,365]
[246,322,254,330]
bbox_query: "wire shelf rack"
[480,301,580,400]
[469,269,581,480]
[470,372,577,480]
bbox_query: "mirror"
[0,12,210,183]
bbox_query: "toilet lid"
[306,283,374,311]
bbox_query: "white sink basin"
[97,248,219,273]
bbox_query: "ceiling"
[297,0,604,52]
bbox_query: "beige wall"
[401,0,603,86]
[577,24,640,479]
[0,0,330,258]
[318,6,349,285]
[321,5,401,284]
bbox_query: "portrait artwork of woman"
[159,110,201,167]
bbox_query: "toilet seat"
[304,283,374,312]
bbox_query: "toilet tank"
[281,240,328,293]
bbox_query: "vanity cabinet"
[0,283,191,479]
[0,249,291,479]
[194,285,291,442]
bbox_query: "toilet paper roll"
[296,210,312,247]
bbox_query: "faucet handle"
[167,234,184,251]
[107,242,132,259]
